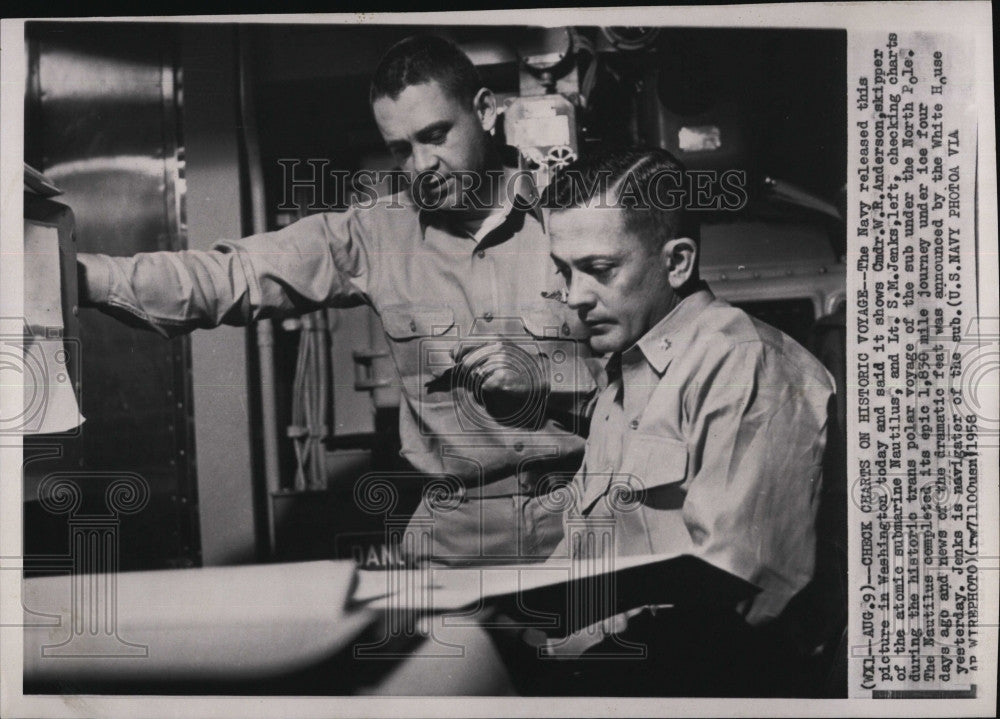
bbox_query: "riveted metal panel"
[24,22,200,570]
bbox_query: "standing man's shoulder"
[260,187,421,258]
[321,187,420,232]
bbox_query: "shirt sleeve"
[77,209,376,338]
[680,338,835,624]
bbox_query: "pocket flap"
[381,307,456,340]
[579,435,688,516]
[521,309,588,340]
[621,434,688,491]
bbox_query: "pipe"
[237,28,282,556]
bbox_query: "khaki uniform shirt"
[79,176,593,563]
[555,285,834,624]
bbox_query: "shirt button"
[513,442,524,452]
[629,419,639,430]
[484,311,494,321]
[477,250,486,259]
[561,323,571,336]
[409,319,417,332]
[660,339,672,350]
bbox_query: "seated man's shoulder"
[685,301,763,358]
[696,301,832,387]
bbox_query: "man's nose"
[566,276,595,311]
[411,144,439,174]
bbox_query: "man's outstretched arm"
[77,210,376,338]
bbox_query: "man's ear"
[473,88,498,133]
[661,237,697,290]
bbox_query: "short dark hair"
[370,35,483,107]
[542,147,700,246]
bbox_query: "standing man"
[76,35,593,565]
[539,147,836,694]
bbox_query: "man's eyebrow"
[414,121,451,142]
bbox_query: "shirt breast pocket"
[520,308,588,341]
[611,434,692,556]
[379,307,456,387]
[519,309,593,396]
[619,434,688,511]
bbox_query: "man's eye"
[427,130,447,144]
[589,265,614,278]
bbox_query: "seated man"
[534,147,836,695]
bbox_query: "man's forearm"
[75,213,374,338]
[77,253,114,306]
[76,250,255,338]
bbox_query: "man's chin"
[588,331,624,355]
[416,190,446,210]
[419,191,469,213]
[421,177,490,213]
